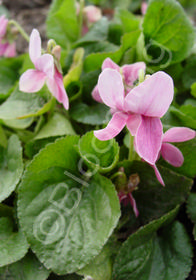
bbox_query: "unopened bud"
[138,68,145,84]
[83,5,102,24]
[52,45,61,61]
[128,173,140,192]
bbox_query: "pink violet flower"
[19,29,69,110]
[0,15,16,58]
[92,58,146,103]
[152,127,196,186]
[94,68,174,165]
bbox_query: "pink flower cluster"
[0,15,16,57]
[19,29,69,110]
[93,58,195,186]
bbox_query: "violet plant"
[0,0,196,279]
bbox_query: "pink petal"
[35,54,54,79]
[151,164,165,186]
[4,42,16,57]
[122,62,146,87]
[163,127,196,143]
[29,29,42,64]
[124,71,174,117]
[19,69,46,92]
[141,2,148,15]
[94,112,128,141]
[0,15,8,37]
[135,116,163,165]
[126,114,142,136]
[161,143,184,167]
[47,69,69,110]
[98,69,125,111]
[0,41,7,56]
[102,58,120,71]
[83,5,102,23]
[92,84,103,103]
[128,193,139,217]
[118,191,128,205]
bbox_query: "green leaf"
[187,193,196,239]
[0,204,13,218]
[0,217,29,267]
[18,136,120,274]
[0,125,7,148]
[169,105,196,129]
[46,0,79,49]
[159,138,196,178]
[0,253,50,280]
[113,220,192,280]
[116,9,140,33]
[0,56,23,99]
[0,86,54,120]
[182,55,196,89]
[34,113,75,140]
[191,82,196,98]
[25,137,58,159]
[2,118,34,130]
[74,17,109,46]
[63,48,84,88]
[0,135,23,202]
[117,161,192,224]
[78,243,112,280]
[70,102,109,125]
[78,131,119,173]
[0,5,9,17]
[142,0,195,65]
[84,29,141,72]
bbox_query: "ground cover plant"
[0,0,196,279]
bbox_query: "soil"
[2,0,52,53]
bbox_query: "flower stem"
[128,133,135,161]
[78,0,85,38]
[9,20,30,42]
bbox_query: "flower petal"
[122,62,146,87]
[29,29,42,64]
[0,15,8,37]
[35,54,54,79]
[135,116,163,164]
[19,69,46,92]
[98,69,125,110]
[161,143,184,167]
[126,114,142,136]
[151,164,165,186]
[92,85,103,103]
[124,71,174,117]
[47,69,69,110]
[102,58,119,71]
[4,42,16,57]
[128,193,139,217]
[94,112,128,141]
[163,127,196,143]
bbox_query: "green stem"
[110,171,125,181]
[128,133,135,161]
[78,0,85,38]
[9,20,30,42]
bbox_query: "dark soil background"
[1,0,196,279]
[3,0,52,53]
